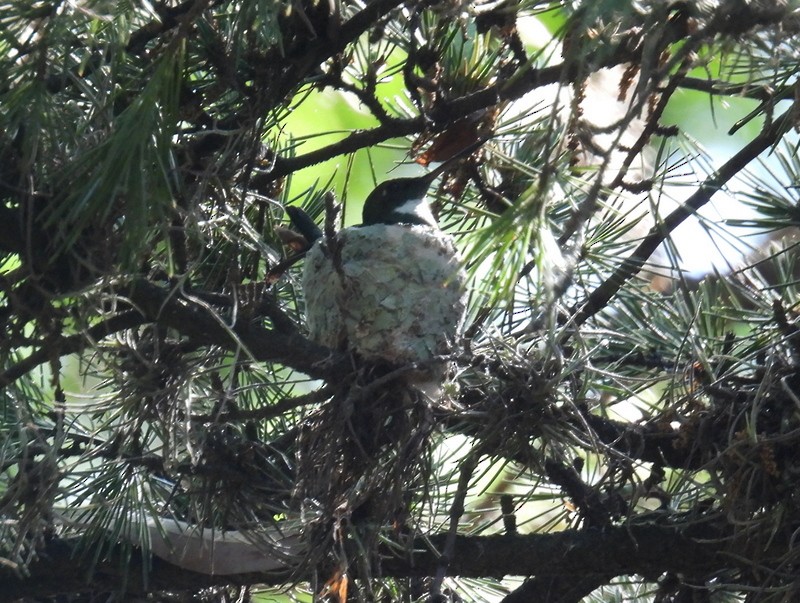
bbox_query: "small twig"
[544,457,611,528]
[772,300,800,364]
[322,191,345,278]
[500,494,517,536]
[190,386,334,423]
[677,76,775,101]
[265,251,307,284]
[430,442,483,600]
[609,49,699,191]
[348,355,455,405]
[323,72,393,124]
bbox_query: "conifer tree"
[2,1,800,601]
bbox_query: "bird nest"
[295,224,467,578]
[303,224,466,365]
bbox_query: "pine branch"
[0,311,145,386]
[258,42,644,184]
[0,278,340,386]
[125,279,346,380]
[1,517,781,600]
[126,0,223,55]
[571,103,796,327]
[259,0,792,185]
[677,76,776,100]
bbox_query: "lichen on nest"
[303,224,466,365]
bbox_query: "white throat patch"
[393,197,437,227]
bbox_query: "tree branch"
[571,104,795,327]
[1,518,779,600]
[258,0,792,196]
[0,278,348,386]
[502,575,608,603]
[0,311,145,386]
[125,279,347,380]
[258,46,642,183]
[677,76,776,101]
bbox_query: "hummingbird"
[284,205,323,248]
[287,140,482,240]
[360,156,461,229]
[293,142,483,366]
[273,150,465,279]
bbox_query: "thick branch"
[1,518,777,599]
[1,280,347,386]
[251,117,423,185]
[0,312,145,386]
[581,412,704,470]
[502,575,608,603]
[125,279,347,380]
[259,47,639,183]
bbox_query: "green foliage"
[2,0,800,602]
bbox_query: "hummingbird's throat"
[391,197,438,228]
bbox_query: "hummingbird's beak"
[418,138,487,184]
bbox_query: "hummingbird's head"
[361,176,438,228]
[361,139,486,228]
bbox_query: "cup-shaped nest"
[303,224,466,365]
